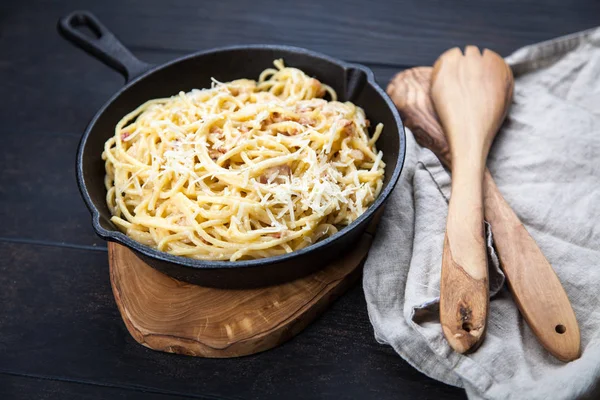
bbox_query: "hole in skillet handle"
[57,10,152,82]
[58,11,111,54]
[69,13,103,40]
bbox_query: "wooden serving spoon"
[387,67,581,361]
[429,46,514,353]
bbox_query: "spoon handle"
[387,67,580,361]
[483,171,580,361]
[440,164,489,353]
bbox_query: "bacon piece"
[209,147,226,160]
[280,127,299,136]
[309,78,320,91]
[340,119,355,137]
[262,112,298,128]
[121,131,131,140]
[269,230,288,239]
[299,116,315,126]
[259,165,292,184]
[310,78,326,97]
[276,112,298,123]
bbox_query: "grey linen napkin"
[363,28,600,400]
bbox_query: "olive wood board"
[108,213,380,358]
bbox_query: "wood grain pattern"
[482,173,580,361]
[440,235,489,353]
[431,46,514,353]
[387,67,451,167]
[387,67,580,361]
[108,214,379,358]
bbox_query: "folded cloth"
[363,28,600,400]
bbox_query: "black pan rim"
[77,43,406,270]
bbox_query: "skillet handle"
[58,11,152,82]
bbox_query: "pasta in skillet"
[103,60,385,261]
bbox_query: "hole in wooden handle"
[462,322,472,333]
[555,324,566,334]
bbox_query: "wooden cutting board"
[108,212,380,358]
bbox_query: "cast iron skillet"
[58,11,406,288]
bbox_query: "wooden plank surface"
[2,0,599,134]
[0,374,182,400]
[0,131,104,247]
[5,0,600,66]
[1,0,597,398]
[0,242,463,399]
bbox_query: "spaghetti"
[103,60,385,261]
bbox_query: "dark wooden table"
[1,1,598,398]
